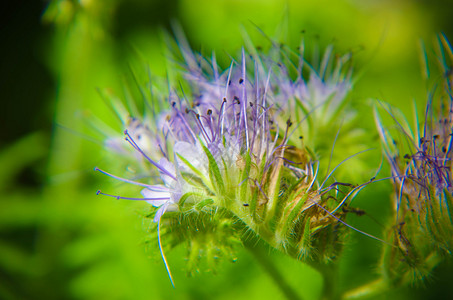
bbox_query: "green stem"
[341,278,386,299]
[246,243,303,300]
[307,261,339,300]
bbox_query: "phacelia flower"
[375,34,453,285]
[95,32,371,284]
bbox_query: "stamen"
[249,63,259,155]
[275,155,303,165]
[174,107,197,142]
[200,112,216,142]
[314,201,394,247]
[96,190,170,201]
[94,167,154,189]
[260,69,272,156]
[241,48,250,151]
[320,149,372,189]
[124,131,177,181]
[218,97,227,136]
[189,110,211,143]
[307,161,320,192]
[158,215,175,288]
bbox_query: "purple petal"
[157,158,177,186]
[141,188,170,208]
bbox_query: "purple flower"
[141,158,182,223]
[96,131,184,224]
[95,33,369,282]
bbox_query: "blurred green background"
[2,0,453,299]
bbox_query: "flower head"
[95,33,370,283]
[375,33,453,285]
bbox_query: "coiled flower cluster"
[375,34,453,285]
[95,34,366,284]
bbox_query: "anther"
[239,78,244,84]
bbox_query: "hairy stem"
[245,243,303,300]
[307,261,339,300]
